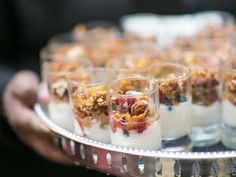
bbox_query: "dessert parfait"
[107,77,161,150]
[147,62,191,151]
[46,58,92,131]
[180,52,222,147]
[221,57,236,149]
[222,59,236,127]
[69,68,115,143]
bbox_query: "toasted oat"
[73,84,108,128]
[191,69,219,106]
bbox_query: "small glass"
[68,68,113,143]
[222,54,236,149]
[46,71,84,131]
[44,55,91,131]
[179,52,222,147]
[68,68,144,142]
[147,62,191,151]
[107,77,161,150]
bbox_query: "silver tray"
[34,103,236,176]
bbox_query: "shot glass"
[47,71,82,131]
[107,77,161,150]
[45,57,91,131]
[68,68,114,143]
[180,52,222,147]
[68,68,144,142]
[147,62,192,151]
[222,55,236,149]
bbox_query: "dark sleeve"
[0,0,18,113]
[0,64,16,114]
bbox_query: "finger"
[7,93,71,164]
[6,92,49,134]
[38,83,49,106]
[11,71,39,106]
[17,131,74,165]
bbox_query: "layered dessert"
[47,60,90,132]
[159,76,191,139]
[72,84,110,143]
[108,79,161,150]
[191,68,221,126]
[48,77,74,131]
[223,71,236,127]
[147,63,191,141]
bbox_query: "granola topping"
[191,69,219,106]
[73,84,108,129]
[159,78,187,106]
[224,72,236,105]
[50,79,69,102]
[110,91,156,135]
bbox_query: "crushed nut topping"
[224,72,236,105]
[49,71,91,103]
[191,69,219,106]
[110,90,157,135]
[50,79,69,102]
[73,84,108,129]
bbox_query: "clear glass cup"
[68,68,143,143]
[107,77,161,150]
[222,54,236,149]
[44,53,91,131]
[46,71,85,131]
[179,52,222,147]
[147,62,192,151]
[68,68,113,143]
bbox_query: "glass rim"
[147,61,191,82]
[107,76,158,98]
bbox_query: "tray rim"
[34,103,236,160]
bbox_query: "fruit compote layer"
[110,91,161,150]
[73,84,110,143]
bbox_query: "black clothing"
[0,1,236,176]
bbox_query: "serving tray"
[34,103,236,177]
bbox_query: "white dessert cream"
[110,120,161,150]
[191,101,221,126]
[160,101,190,140]
[48,102,74,131]
[223,100,236,127]
[74,119,110,143]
